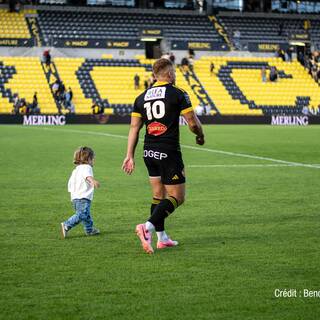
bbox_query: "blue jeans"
[64,199,93,233]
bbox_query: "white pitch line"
[40,127,128,140]
[24,127,320,170]
[181,144,320,170]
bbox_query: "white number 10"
[144,101,165,120]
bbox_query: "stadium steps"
[41,60,65,113]
[53,58,111,115]
[178,65,217,114]
[209,16,235,50]
[25,15,44,47]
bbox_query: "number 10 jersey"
[132,81,193,151]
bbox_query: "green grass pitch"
[0,124,319,319]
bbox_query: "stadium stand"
[1,55,320,116]
[0,57,55,114]
[217,15,305,48]
[194,56,320,115]
[0,9,32,39]
[217,13,320,52]
[37,10,225,44]
[309,20,320,49]
[71,57,199,115]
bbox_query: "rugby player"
[122,58,204,254]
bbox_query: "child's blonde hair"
[73,146,95,165]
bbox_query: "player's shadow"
[59,230,111,240]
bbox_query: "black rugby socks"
[148,196,178,227]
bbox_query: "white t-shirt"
[68,164,94,201]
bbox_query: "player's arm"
[122,115,143,175]
[183,110,205,145]
[86,176,100,188]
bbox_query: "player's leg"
[146,150,186,248]
[163,183,185,206]
[148,176,177,243]
[147,183,184,248]
[135,154,160,254]
[149,176,166,230]
[148,183,184,229]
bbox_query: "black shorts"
[143,147,186,185]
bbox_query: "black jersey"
[132,81,193,151]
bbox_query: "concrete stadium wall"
[0,47,276,60]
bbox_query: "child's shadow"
[62,230,112,240]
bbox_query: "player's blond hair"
[73,146,95,165]
[152,58,174,77]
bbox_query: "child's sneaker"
[86,227,100,236]
[61,222,68,239]
[157,239,179,249]
[135,224,154,254]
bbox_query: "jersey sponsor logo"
[144,150,168,160]
[147,121,168,136]
[144,87,166,101]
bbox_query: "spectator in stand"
[29,92,40,114]
[297,51,305,66]
[195,104,205,116]
[188,48,195,59]
[311,62,318,82]
[65,87,75,113]
[13,94,20,114]
[134,74,140,90]
[33,91,38,108]
[269,67,278,82]
[19,98,27,114]
[181,56,189,73]
[233,29,241,50]
[42,49,52,72]
[45,50,51,68]
[52,80,59,96]
[185,70,190,84]
[286,48,293,62]
[276,49,285,62]
[169,52,175,64]
[59,81,66,97]
[210,62,215,76]
[309,105,317,115]
[302,105,309,115]
[52,80,65,114]
[92,101,104,115]
[261,67,267,83]
[144,74,149,90]
[188,56,194,72]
